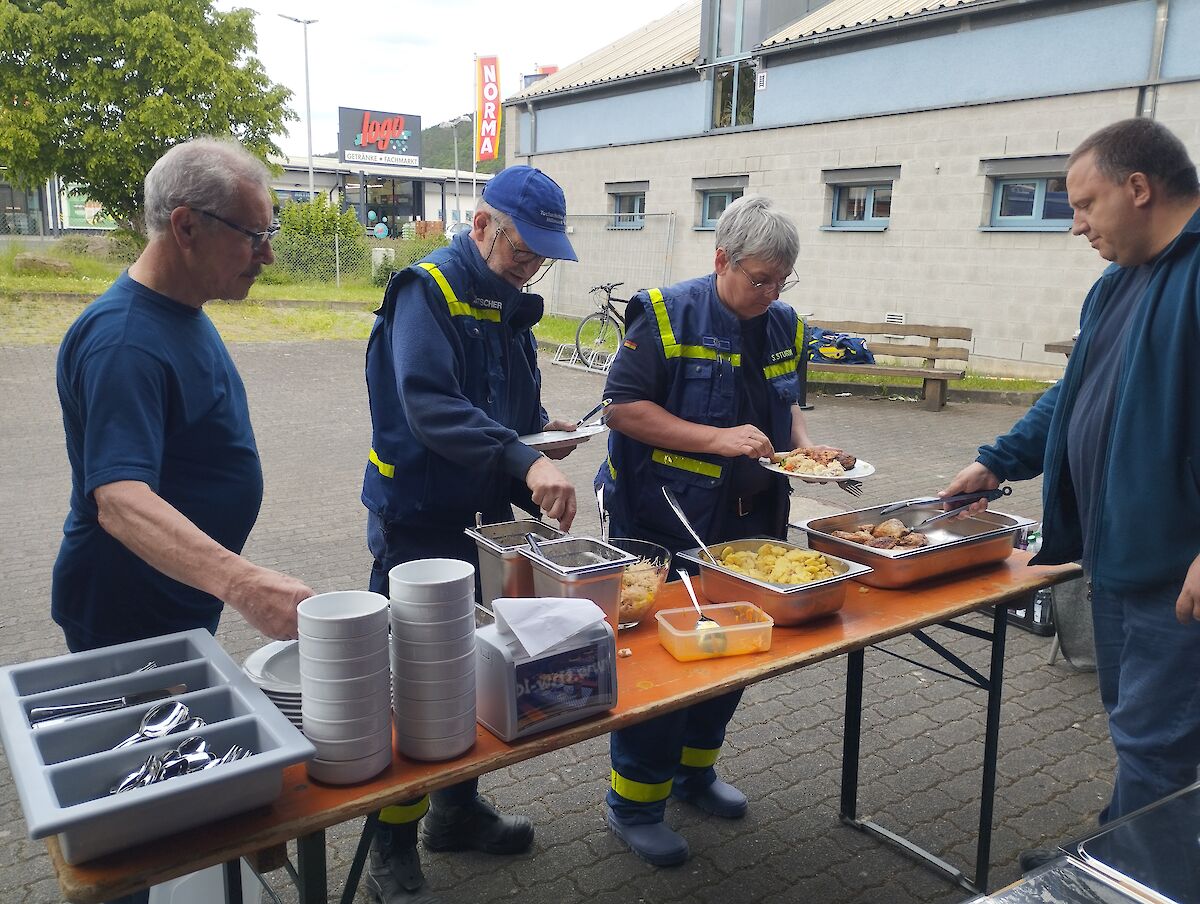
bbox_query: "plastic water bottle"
[1026,530,1043,554]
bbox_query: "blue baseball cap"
[482,165,577,261]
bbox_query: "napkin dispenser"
[475,620,617,742]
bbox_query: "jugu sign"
[476,56,501,162]
[337,107,422,167]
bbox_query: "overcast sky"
[216,0,690,157]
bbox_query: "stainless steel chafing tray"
[677,538,873,626]
[518,537,637,633]
[796,505,1036,589]
[465,519,566,617]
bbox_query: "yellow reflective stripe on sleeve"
[679,345,741,366]
[369,448,395,478]
[611,769,674,803]
[652,449,722,479]
[607,455,617,479]
[379,796,430,824]
[648,289,680,358]
[796,317,805,352]
[417,262,500,322]
[763,358,798,380]
[680,746,721,768]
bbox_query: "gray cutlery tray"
[0,629,315,864]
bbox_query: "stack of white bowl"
[298,590,393,784]
[388,559,478,761]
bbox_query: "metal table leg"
[340,813,380,904]
[296,830,328,904]
[222,859,244,904]
[837,610,1009,895]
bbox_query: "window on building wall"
[702,190,742,228]
[979,156,1072,231]
[832,184,892,227]
[611,192,645,229]
[605,181,649,230]
[711,62,756,129]
[821,166,899,231]
[990,177,1072,228]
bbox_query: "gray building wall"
[508,0,1200,378]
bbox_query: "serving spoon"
[112,700,190,749]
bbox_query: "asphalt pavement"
[0,341,1113,904]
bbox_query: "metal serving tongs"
[661,485,719,566]
[879,486,1012,518]
[595,484,610,543]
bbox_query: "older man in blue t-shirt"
[54,138,312,658]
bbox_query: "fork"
[839,480,864,498]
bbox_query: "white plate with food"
[759,448,875,483]
[518,422,607,452]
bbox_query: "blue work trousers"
[607,689,744,824]
[1092,582,1200,823]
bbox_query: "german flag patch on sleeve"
[623,339,638,350]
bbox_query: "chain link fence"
[258,229,449,291]
[532,213,676,318]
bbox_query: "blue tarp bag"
[806,327,876,365]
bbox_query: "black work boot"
[419,796,534,854]
[365,829,440,904]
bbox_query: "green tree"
[0,0,294,232]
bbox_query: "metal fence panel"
[534,213,675,318]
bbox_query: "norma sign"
[476,56,501,163]
[338,107,422,167]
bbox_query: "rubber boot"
[605,806,689,867]
[420,796,534,854]
[671,778,748,819]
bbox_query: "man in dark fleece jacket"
[944,119,1200,872]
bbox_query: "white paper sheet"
[492,597,606,658]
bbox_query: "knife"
[29,683,189,727]
[880,487,1011,516]
[575,398,612,427]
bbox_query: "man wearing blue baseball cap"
[360,165,579,903]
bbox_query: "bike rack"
[552,343,615,374]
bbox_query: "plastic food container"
[656,603,774,662]
[677,539,872,626]
[518,536,637,632]
[606,537,670,629]
[0,629,314,864]
[464,519,566,612]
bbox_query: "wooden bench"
[807,320,973,411]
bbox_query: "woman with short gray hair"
[594,196,843,866]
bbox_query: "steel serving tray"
[465,519,566,617]
[677,538,873,626]
[796,505,1036,589]
[0,629,315,864]
[518,536,637,632]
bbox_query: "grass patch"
[809,368,1052,393]
[532,314,582,348]
[0,296,375,346]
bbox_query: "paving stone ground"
[0,341,1112,904]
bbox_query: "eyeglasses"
[497,226,544,265]
[733,259,799,294]
[195,209,280,252]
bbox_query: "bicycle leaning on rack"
[574,282,628,368]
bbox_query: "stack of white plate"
[243,640,303,729]
[388,559,478,761]
[298,590,392,784]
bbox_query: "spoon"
[661,486,718,565]
[525,532,548,558]
[112,700,189,749]
[677,569,719,630]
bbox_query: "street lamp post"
[279,15,317,202]
[438,116,468,227]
